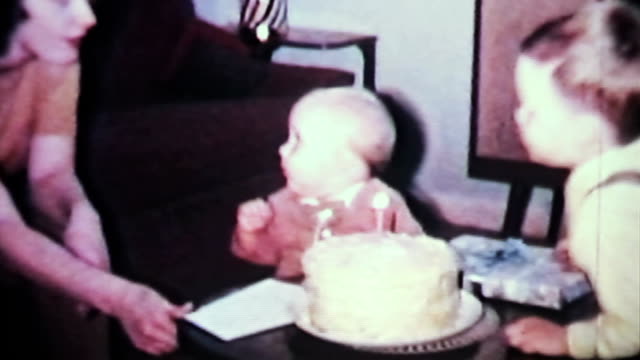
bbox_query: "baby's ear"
[608,5,640,60]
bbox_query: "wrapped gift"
[450,235,592,309]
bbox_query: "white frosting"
[302,233,461,342]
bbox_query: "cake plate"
[295,291,499,354]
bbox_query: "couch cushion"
[112,171,283,302]
[84,97,296,216]
[82,0,196,109]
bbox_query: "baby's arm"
[388,189,423,235]
[231,197,279,265]
[275,248,305,279]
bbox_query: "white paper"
[184,278,307,341]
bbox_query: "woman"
[0,0,191,356]
[505,0,640,358]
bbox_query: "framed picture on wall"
[467,0,586,240]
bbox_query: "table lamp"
[238,0,289,57]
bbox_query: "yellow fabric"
[0,60,78,174]
[565,139,640,359]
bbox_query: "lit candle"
[314,208,334,242]
[371,191,390,233]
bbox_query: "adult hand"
[553,238,577,271]
[114,284,193,356]
[504,317,569,356]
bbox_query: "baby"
[231,87,423,278]
[505,1,640,358]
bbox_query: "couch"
[78,0,354,299]
[72,0,354,358]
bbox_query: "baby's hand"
[237,198,273,232]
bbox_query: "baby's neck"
[297,179,369,205]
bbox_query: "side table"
[262,27,378,90]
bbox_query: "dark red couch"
[74,0,353,358]
[78,0,353,301]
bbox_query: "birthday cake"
[301,233,461,342]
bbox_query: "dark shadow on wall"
[377,92,455,239]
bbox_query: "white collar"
[298,181,366,207]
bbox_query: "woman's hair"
[0,0,25,57]
[292,87,396,174]
[521,0,640,142]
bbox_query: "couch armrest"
[252,62,356,98]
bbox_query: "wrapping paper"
[450,235,592,309]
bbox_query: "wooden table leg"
[546,186,565,243]
[501,183,533,239]
[357,39,377,91]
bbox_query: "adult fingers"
[138,319,177,349]
[504,321,526,345]
[127,326,172,356]
[152,310,179,338]
[170,302,194,318]
[138,338,177,356]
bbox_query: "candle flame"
[371,191,390,210]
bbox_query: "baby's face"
[279,107,362,198]
[514,56,608,168]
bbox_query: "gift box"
[450,235,592,309]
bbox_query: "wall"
[193,0,554,238]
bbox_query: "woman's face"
[20,0,96,64]
[513,55,614,168]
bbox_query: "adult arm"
[28,134,109,270]
[0,179,191,355]
[567,183,640,359]
[23,61,109,270]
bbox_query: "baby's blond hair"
[291,87,396,174]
